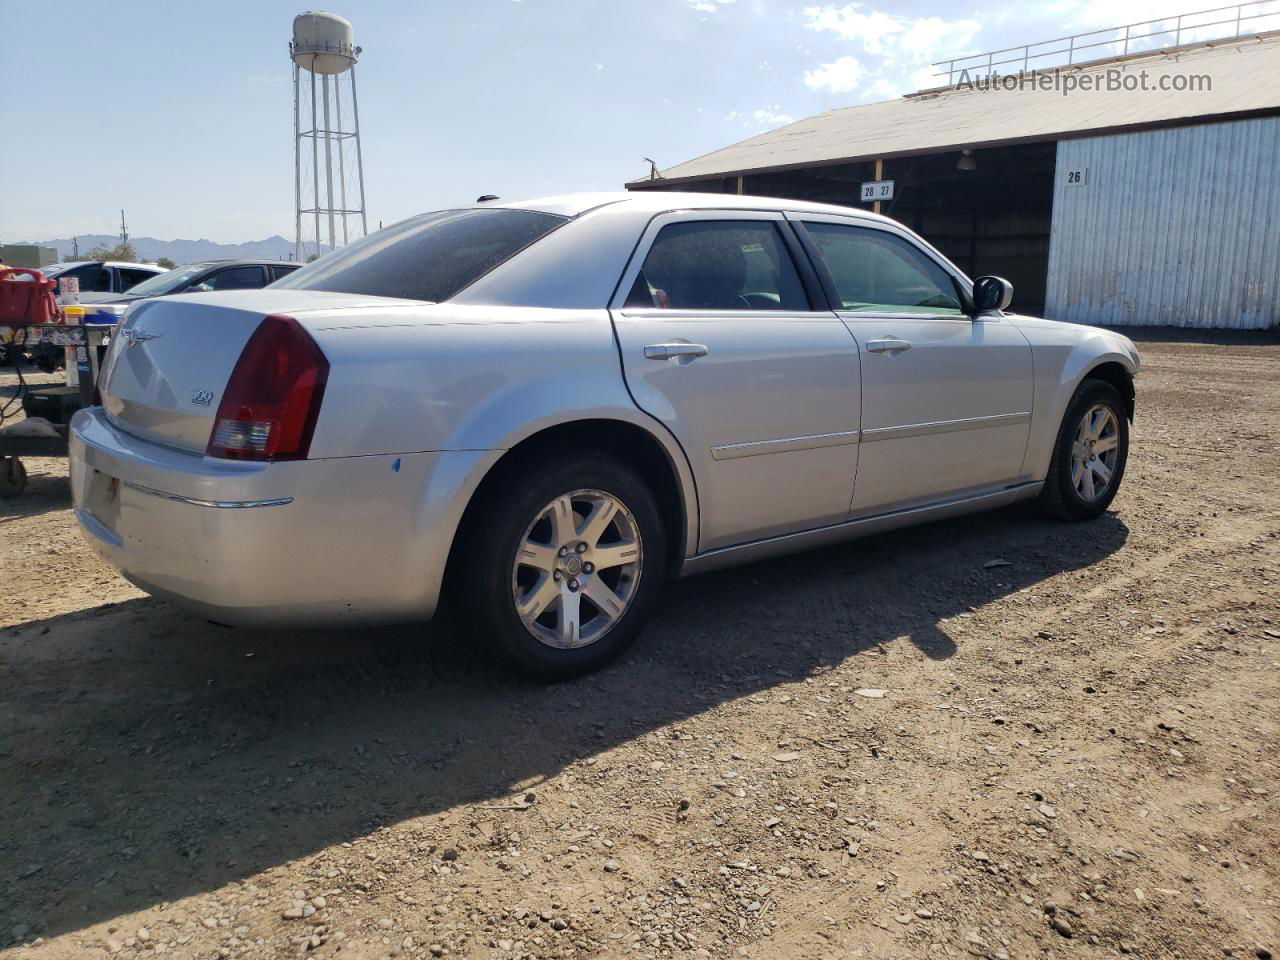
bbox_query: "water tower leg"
[293,62,302,263]
[350,64,368,237]
[310,59,322,260]
[321,74,338,254]
[335,75,349,246]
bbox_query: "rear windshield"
[271,208,567,303]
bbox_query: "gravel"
[2,336,1277,959]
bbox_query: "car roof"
[41,260,166,272]
[486,190,897,226]
[184,259,300,268]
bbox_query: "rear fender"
[306,312,700,594]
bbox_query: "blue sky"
[1,0,1178,243]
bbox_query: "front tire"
[1039,378,1130,521]
[456,451,667,680]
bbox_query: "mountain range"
[24,234,297,264]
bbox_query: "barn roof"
[626,32,1280,189]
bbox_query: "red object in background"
[0,268,63,325]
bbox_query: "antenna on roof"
[476,194,500,202]
[643,157,663,181]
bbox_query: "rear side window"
[273,208,567,302]
[200,266,267,291]
[625,220,809,311]
[61,263,110,293]
[803,222,963,315]
[118,268,157,290]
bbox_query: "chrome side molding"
[711,429,862,461]
[861,411,1031,443]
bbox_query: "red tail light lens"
[206,315,329,461]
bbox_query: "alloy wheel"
[1070,403,1120,502]
[511,489,643,649]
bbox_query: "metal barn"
[626,22,1280,329]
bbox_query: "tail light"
[207,315,329,461]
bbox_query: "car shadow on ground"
[0,504,1128,943]
[0,459,72,519]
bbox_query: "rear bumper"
[69,407,491,627]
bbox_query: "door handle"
[644,342,709,362]
[866,338,912,353]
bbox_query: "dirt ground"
[1,332,1277,960]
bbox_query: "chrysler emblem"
[122,328,162,348]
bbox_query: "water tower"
[291,11,368,261]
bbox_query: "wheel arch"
[1081,359,1136,421]
[444,417,698,593]
[1021,342,1138,484]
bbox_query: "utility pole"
[119,209,129,247]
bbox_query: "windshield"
[124,264,212,298]
[271,208,567,302]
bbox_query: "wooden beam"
[873,159,883,215]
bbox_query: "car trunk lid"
[99,290,417,454]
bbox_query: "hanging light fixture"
[957,149,977,171]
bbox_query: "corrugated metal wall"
[1045,117,1280,329]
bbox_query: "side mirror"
[972,275,1013,313]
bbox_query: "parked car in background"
[70,192,1140,679]
[1,261,167,370]
[78,260,303,320]
[40,261,165,298]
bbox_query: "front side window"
[625,220,809,311]
[803,222,964,315]
[272,208,568,303]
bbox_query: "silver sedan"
[70,192,1139,678]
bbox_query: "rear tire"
[1039,378,1129,521]
[455,451,667,680]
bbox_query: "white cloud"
[688,0,734,12]
[803,6,904,53]
[898,17,978,57]
[753,105,795,126]
[803,54,864,93]
[800,5,978,97]
[1053,0,1185,28]
[802,4,978,59]
[724,105,797,129]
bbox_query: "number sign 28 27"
[860,180,894,203]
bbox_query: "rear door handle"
[866,338,912,353]
[644,342,709,362]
